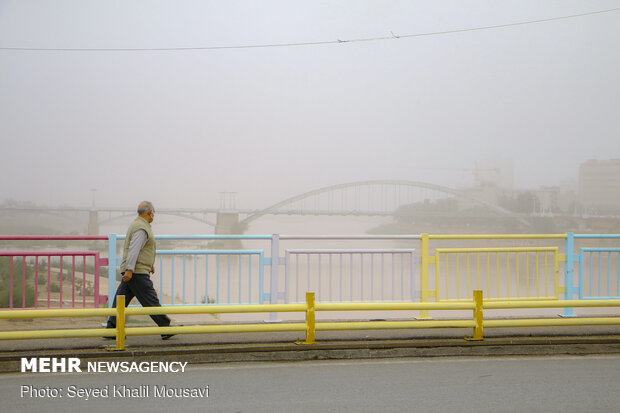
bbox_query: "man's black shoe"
[161,324,182,340]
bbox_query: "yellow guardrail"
[0,307,116,341]
[0,294,477,350]
[2,292,620,350]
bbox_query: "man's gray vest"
[120,217,156,274]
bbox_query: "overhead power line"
[1,7,618,52]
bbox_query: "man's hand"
[122,270,133,282]
[151,266,155,274]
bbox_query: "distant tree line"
[367,197,561,235]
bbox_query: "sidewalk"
[2,320,620,373]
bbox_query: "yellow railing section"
[435,247,562,301]
[2,291,620,350]
[419,233,567,318]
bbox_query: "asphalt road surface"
[1,355,619,412]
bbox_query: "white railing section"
[284,249,416,303]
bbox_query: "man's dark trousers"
[106,273,171,328]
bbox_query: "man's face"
[146,209,155,223]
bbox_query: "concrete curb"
[3,335,620,373]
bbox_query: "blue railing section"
[107,235,273,307]
[106,233,619,311]
[579,248,620,299]
[156,250,265,305]
[563,233,620,316]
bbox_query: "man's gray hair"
[137,201,154,214]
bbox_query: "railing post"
[107,233,118,307]
[9,258,13,309]
[410,250,416,302]
[94,252,100,307]
[562,232,576,317]
[110,295,125,351]
[269,234,280,321]
[303,292,316,345]
[419,233,430,318]
[472,290,483,340]
[284,250,290,304]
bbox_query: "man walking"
[106,201,174,339]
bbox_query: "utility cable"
[1,7,618,52]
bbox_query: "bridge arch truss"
[240,180,529,227]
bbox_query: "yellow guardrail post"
[419,233,430,319]
[303,292,316,344]
[471,290,484,340]
[109,295,126,351]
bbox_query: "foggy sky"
[1,1,619,210]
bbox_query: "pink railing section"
[0,235,108,309]
[0,251,108,309]
[0,236,107,241]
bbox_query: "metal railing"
[419,233,567,317]
[563,233,620,316]
[1,233,619,316]
[107,234,421,308]
[275,235,420,307]
[434,247,561,301]
[155,249,265,305]
[283,249,416,303]
[578,248,620,299]
[2,291,620,351]
[107,234,273,307]
[0,251,106,309]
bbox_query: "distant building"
[558,179,578,214]
[532,186,560,214]
[579,159,620,214]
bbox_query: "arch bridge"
[239,180,529,228]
